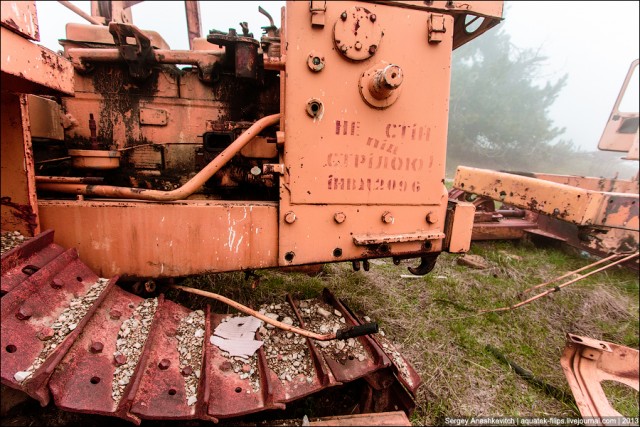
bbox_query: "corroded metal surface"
[454,166,639,231]
[561,333,639,422]
[48,287,151,424]
[0,248,114,405]
[1,94,40,237]
[0,1,39,41]
[38,200,279,278]
[1,234,419,422]
[0,229,64,295]
[1,27,74,95]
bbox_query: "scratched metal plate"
[283,1,453,205]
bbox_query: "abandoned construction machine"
[451,59,639,270]
[1,0,504,424]
[449,58,639,422]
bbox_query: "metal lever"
[258,6,275,28]
[336,322,379,340]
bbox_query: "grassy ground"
[174,239,639,424]
[2,240,637,426]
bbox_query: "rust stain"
[1,197,38,235]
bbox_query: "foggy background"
[34,1,639,179]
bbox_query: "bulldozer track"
[1,230,420,424]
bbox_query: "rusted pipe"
[37,114,280,201]
[479,252,639,314]
[519,252,621,296]
[36,176,105,184]
[263,56,285,71]
[58,1,104,25]
[171,285,335,340]
[171,285,378,341]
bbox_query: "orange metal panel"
[446,200,475,253]
[277,204,446,266]
[561,333,639,420]
[1,27,74,95]
[454,166,639,231]
[1,1,39,41]
[26,95,65,140]
[309,411,412,426]
[366,1,503,19]
[598,60,639,157]
[283,2,452,206]
[531,173,639,194]
[1,93,40,237]
[37,200,278,278]
[63,23,171,50]
[278,1,465,265]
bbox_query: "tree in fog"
[447,27,570,174]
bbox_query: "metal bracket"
[428,14,446,43]
[309,1,327,28]
[108,22,155,80]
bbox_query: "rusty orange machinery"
[450,59,639,266]
[1,1,504,279]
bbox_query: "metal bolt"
[553,208,560,215]
[426,212,438,224]
[284,211,297,224]
[313,57,321,65]
[381,211,394,224]
[16,306,32,320]
[354,41,362,51]
[181,366,193,376]
[51,278,63,289]
[334,212,346,224]
[220,361,232,372]
[368,45,377,55]
[114,354,127,366]
[90,341,104,353]
[36,327,55,341]
[340,11,347,21]
[341,45,348,54]
[158,359,171,370]
[109,309,122,320]
[370,14,377,22]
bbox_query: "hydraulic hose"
[171,285,379,341]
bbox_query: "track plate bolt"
[181,366,193,376]
[51,278,64,289]
[16,307,32,320]
[109,309,122,320]
[36,327,55,341]
[284,211,297,224]
[90,342,104,353]
[159,359,171,370]
[334,212,346,224]
[114,354,127,366]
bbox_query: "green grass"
[168,240,638,425]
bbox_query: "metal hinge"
[428,13,446,44]
[309,1,327,28]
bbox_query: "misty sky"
[35,1,639,152]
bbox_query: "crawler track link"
[1,230,420,424]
